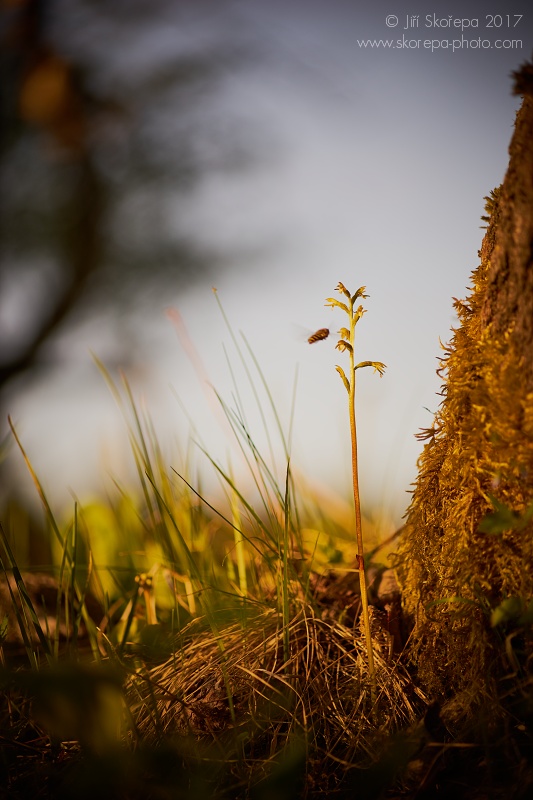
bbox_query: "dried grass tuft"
[128,595,424,792]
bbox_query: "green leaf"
[478,494,533,535]
[518,599,533,626]
[490,596,524,627]
[523,502,533,525]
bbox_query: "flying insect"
[307,328,330,344]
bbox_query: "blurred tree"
[0,0,245,393]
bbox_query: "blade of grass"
[213,288,277,474]
[8,421,103,661]
[0,522,53,666]
[281,461,291,667]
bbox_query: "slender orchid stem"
[323,282,386,707]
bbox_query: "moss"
[395,64,533,728]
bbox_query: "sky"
[3,0,532,527]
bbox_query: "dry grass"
[127,593,424,795]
